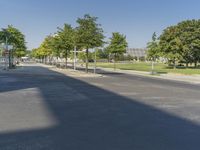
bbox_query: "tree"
[104,46,111,61]
[147,32,160,60]
[78,51,93,62]
[31,24,76,66]
[0,25,27,58]
[76,14,104,72]
[158,19,200,68]
[31,36,54,63]
[147,32,160,73]
[56,24,74,67]
[0,25,26,68]
[107,32,128,70]
[94,48,108,59]
[40,36,55,63]
[178,20,200,67]
[50,35,63,58]
[159,26,183,69]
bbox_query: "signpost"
[72,49,86,71]
[0,44,13,70]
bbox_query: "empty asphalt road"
[0,63,200,150]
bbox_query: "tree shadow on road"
[0,65,200,150]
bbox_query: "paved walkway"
[0,63,102,78]
[97,67,200,84]
[0,64,200,84]
[1,63,200,84]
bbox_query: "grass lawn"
[92,62,200,75]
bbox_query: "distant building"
[126,48,147,58]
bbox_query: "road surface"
[0,63,200,150]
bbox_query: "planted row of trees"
[147,19,200,68]
[32,14,128,72]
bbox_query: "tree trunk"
[56,57,59,67]
[114,53,116,71]
[108,53,111,62]
[85,48,89,73]
[65,52,68,69]
[45,56,47,64]
[151,60,154,74]
[195,61,197,68]
[173,58,176,70]
[186,62,189,68]
[50,56,53,65]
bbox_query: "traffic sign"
[0,44,13,50]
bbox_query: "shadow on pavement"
[0,65,200,150]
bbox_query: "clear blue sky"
[1,0,200,49]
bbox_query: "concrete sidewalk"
[0,63,103,78]
[2,63,200,84]
[41,63,200,85]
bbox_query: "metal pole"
[6,36,10,69]
[94,48,97,74]
[151,60,154,74]
[4,45,7,70]
[0,45,2,57]
[0,45,2,69]
[74,46,76,70]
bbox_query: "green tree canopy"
[31,36,54,60]
[107,32,128,69]
[147,32,160,61]
[76,14,104,72]
[0,25,27,57]
[108,32,128,55]
[159,25,183,67]
[159,19,200,67]
[56,24,75,66]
